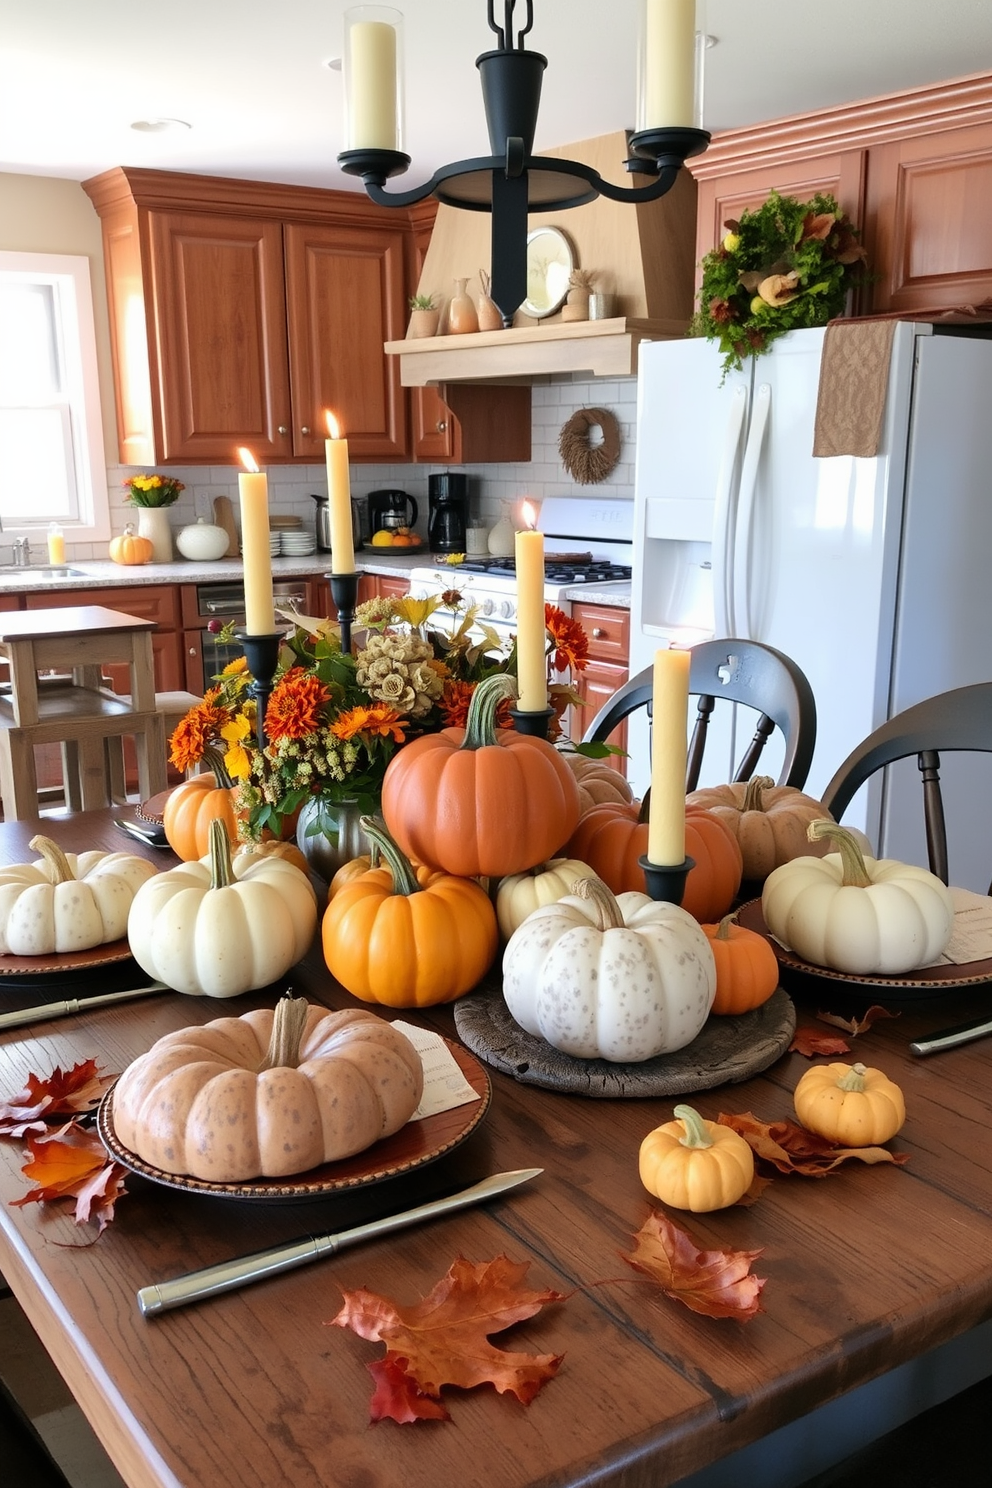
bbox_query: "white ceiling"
[2,1,992,192]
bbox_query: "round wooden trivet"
[454,985,795,1098]
[558,407,621,485]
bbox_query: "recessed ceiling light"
[324,57,342,72]
[130,118,192,134]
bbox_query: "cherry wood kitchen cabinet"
[569,600,630,771]
[82,168,411,466]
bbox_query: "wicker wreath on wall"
[558,407,622,485]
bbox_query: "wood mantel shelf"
[384,316,686,385]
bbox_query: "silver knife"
[138,1167,542,1317]
[0,982,169,1032]
[910,1015,992,1056]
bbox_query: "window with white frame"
[0,251,110,545]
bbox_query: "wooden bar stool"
[0,606,168,820]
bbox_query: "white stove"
[409,497,633,641]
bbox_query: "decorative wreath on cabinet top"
[558,407,622,486]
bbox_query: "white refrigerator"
[628,322,992,892]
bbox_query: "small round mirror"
[522,226,575,318]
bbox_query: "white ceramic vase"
[136,506,174,563]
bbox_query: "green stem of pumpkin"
[674,1105,715,1149]
[208,816,236,889]
[258,993,309,1072]
[360,815,421,896]
[201,747,234,790]
[462,673,518,751]
[572,874,625,930]
[29,834,76,885]
[836,1062,868,1092]
[806,820,871,888]
[741,775,775,813]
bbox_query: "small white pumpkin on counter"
[495,857,600,939]
[126,817,318,997]
[761,820,954,975]
[502,876,716,1063]
[0,835,158,955]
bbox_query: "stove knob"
[480,598,495,616]
[500,599,515,620]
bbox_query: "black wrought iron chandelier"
[337,0,709,325]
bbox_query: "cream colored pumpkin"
[111,995,424,1180]
[686,776,834,881]
[762,821,954,975]
[502,877,716,1062]
[560,749,634,817]
[126,818,318,997]
[0,835,158,955]
[495,858,600,939]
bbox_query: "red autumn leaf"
[0,1058,116,1138]
[623,1210,765,1322]
[816,1004,899,1036]
[718,1110,909,1177]
[10,1120,127,1232]
[790,1026,852,1057]
[329,1254,565,1424]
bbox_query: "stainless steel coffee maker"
[311,493,369,552]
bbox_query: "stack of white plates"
[269,532,282,555]
[280,531,317,557]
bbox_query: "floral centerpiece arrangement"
[690,190,867,377]
[123,473,186,507]
[168,590,590,845]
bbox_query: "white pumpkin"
[502,877,716,1063]
[495,858,600,939]
[127,818,318,997]
[0,835,158,955]
[761,820,954,975]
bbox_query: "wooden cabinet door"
[569,602,630,771]
[284,221,408,462]
[148,211,293,463]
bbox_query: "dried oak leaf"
[816,1004,898,1036]
[10,1119,127,1232]
[790,1027,852,1058]
[329,1254,565,1424]
[0,1058,116,1138]
[623,1210,765,1322]
[718,1110,909,1176]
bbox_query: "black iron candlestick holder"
[509,706,555,740]
[235,631,283,750]
[638,854,695,907]
[327,572,360,656]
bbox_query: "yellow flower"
[221,712,253,781]
[394,595,441,629]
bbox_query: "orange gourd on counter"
[108,524,153,566]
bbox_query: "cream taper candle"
[647,646,690,865]
[324,411,355,574]
[515,519,546,713]
[236,447,275,635]
[640,0,696,130]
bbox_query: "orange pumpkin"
[108,523,153,566]
[162,772,239,861]
[702,913,780,1014]
[322,817,498,1007]
[564,800,742,923]
[235,837,311,879]
[381,675,581,879]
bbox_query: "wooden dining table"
[2,809,992,1488]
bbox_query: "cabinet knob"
[277,425,289,435]
[593,627,607,639]
[189,646,197,657]
[301,425,310,435]
[436,420,447,433]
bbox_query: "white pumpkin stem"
[29,834,76,885]
[806,820,871,888]
[572,874,625,930]
[258,993,309,1071]
[674,1104,715,1149]
[208,816,236,888]
[741,775,775,813]
[836,1062,868,1092]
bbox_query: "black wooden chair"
[820,681,992,888]
[583,638,818,791]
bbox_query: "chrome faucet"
[11,537,30,567]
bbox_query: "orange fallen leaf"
[623,1210,765,1321]
[329,1254,565,1424]
[11,1120,126,1232]
[816,1004,898,1036]
[718,1110,909,1176]
[790,1027,852,1058]
[0,1058,116,1138]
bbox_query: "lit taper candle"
[236,447,275,635]
[515,501,547,713]
[324,411,356,574]
[647,646,690,865]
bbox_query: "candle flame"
[237,446,259,474]
[521,499,538,531]
[325,410,341,439]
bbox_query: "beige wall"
[0,172,117,451]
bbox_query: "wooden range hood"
[385,132,698,386]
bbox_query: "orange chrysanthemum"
[330,702,407,744]
[168,691,231,772]
[439,680,513,729]
[545,604,589,673]
[264,667,331,742]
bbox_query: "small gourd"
[109,523,153,566]
[702,913,780,1015]
[793,1061,906,1146]
[638,1104,755,1211]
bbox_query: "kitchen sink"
[0,565,87,578]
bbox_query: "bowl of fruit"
[367,526,423,550]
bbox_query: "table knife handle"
[910,1017,992,1056]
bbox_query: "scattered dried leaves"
[329,1254,565,1424]
[718,1110,909,1177]
[816,1004,899,1036]
[11,1120,127,1233]
[0,1058,116,1138]
[790,1027,852,1058]
[623,1210,765,1321]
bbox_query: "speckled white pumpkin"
[502,878,717,1063]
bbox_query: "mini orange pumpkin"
[701,913,779,1015]
[109,523,153,566]
[162,772,239,861]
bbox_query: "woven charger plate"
[453,984,795,1098]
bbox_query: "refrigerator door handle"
[711,385,748,635]
[731,383,772,638]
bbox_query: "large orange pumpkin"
[162,772,239,861]
[563,800,743,923]
[381,675,581,879]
